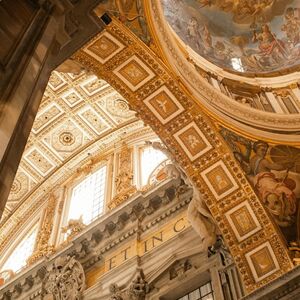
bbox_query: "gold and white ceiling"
[2,70,149,222]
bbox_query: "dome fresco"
[162,0,300,75]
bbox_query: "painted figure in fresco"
[197,0,275,23]
[250,141,297,227]
[281,7,300,46]
[202,25,213,54]
[114,0,135,23]
[187,18,213,55]
[214,41,232,61]
[187,18,202,50]
[96,0,149,44]
[221,128,300,244]
[163,0,300,73]
[252,24,287,65]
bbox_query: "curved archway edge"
[72,18,293,293]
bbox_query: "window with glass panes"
[141,146,167,186]
[67,166,107,225]
[1,225,38,273]
[178,281,214,300]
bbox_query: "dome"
[162,0,300,76]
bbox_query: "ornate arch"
[72,16,293,293]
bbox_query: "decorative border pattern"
[70,18,293,292]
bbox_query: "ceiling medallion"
[114,99,129,112]
[59,132,75,146]
[10,180,21,194]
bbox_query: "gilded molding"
[27,193,57,265]
[109,142,137,209]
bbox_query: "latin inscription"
[105,214,189,271]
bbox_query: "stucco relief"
[152,141,219,251]
[109,270,150,300]
[0,70,139,221]
[43,256,85,300]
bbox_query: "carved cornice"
[0,178,190,299]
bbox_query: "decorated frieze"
[0,178,190,299]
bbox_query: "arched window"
[140,146,167,186]
[1,225,38,273]
[67,165,107,225]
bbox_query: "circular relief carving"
[11,179,21,194]
[114,99,129,112]
[106,97,135,120]
[59,132,75,146]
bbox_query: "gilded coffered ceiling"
[2,70,148,222]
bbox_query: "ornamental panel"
[245,242,280,282]
[80,76,109,96]
[24,148,56,176]
[174,121,212,161]
[78,107,110,135]
[113,55,155,91]
[85,31,125,64]
[201,160,239,200]
[32,103,63,134]
[144,86,185,124]
[225,201,262,242]
[61,88,83,107]
[48,71,67,91]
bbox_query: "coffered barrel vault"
[72,16,293,292]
